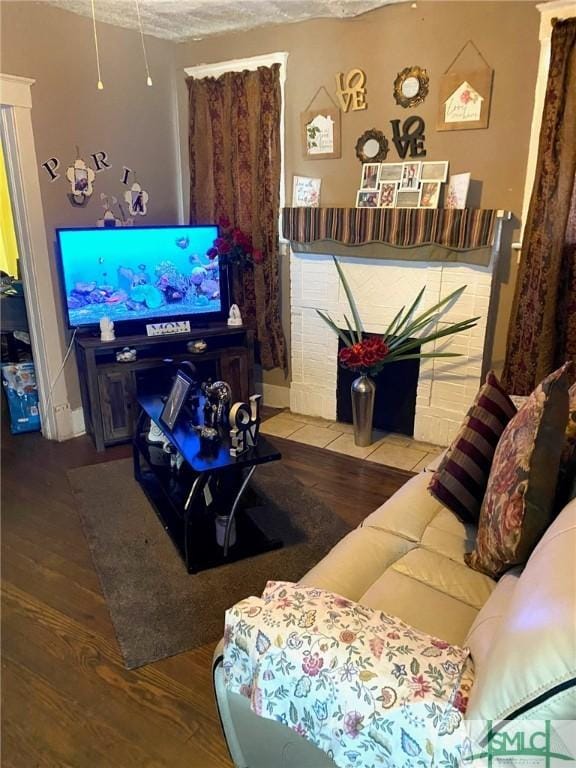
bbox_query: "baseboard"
[71,406,86,437]
[255,382,290,409]
[53,405,86,441]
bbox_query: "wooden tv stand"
[75,325,255,451]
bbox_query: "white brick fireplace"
[289,251,499,447]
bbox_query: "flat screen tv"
[55,225,227,331]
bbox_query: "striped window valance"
[282,207,498,250]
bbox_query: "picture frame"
[445,172,471,209]
[292,175,322,207]
[360,163,380,190]
[419,181,442,209]
[437,68,493,132]
[378,163,404,183]
[356,190,380,208]
[396,188,421,208]
[301,107,341,160]
[400,162,421,189]
[160,370,194,431]
[378,182,398,208]
[420,161,449,182]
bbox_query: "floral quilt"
[223,581,473,768]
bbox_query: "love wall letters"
[390,117,427,159]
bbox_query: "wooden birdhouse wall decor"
[437,41,494,131]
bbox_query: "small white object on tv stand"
[99,316,115,342]
[227,303,243,327]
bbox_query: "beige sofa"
[213,464,576,767]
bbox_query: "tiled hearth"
[261,410,443,472]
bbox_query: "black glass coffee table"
[133,394,282,573]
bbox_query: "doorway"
[0,75,72,440]
[0,136,40,433]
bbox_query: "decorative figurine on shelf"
[229,394,261,457]
[148,420,166,445]
[147,419,184,471]
[227,304,243,327]
[99,316,115,342]
[116,346,137,363]
[187,339,208,354]
[202,380,232,428]
[199,425,220,455]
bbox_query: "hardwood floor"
[1,415,411,768]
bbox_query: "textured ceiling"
[42,0,399,42]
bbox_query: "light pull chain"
[90,0,104,89]
[135,0,153,86]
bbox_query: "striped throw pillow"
[428,371,517,523]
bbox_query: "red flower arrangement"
[339,336,390,376]
[318,257,479,381]
[206,217,264,266]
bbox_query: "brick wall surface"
[289,253,494,445]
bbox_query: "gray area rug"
[67,459,350,670]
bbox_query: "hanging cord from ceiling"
[90,0,104,90]
[135,0,153,86]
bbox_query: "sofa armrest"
[213,651,336,768]
[213,641,249,768]
[421,449,447,473]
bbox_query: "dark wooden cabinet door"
[219,348,249,402]
[97,370,134,443]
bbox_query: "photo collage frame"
[356,160,449,209]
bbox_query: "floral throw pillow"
[224,581,471,768]
[465,363,571,579]
[428,371,516,523]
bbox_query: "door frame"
[1,73,72,440]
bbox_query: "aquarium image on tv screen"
[56,226,222,328]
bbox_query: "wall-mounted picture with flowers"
[437,68,493,131]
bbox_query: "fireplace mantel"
[283,207,511,266]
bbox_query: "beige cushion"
[360,571,485,646]
[464,568,521,670]
[420,508,476,563]
[300,526,415,601]
[361,472,445,539]
[359,548,495,645]
[302,471,496,647]
[466,498,576,719]
[391,549,495,609]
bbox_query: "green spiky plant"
[316,257,480,376]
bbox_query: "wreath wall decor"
[355,129,389,163]
[393,66,429,109]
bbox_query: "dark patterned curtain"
[187,65,287,372]
[502,19,576,393]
